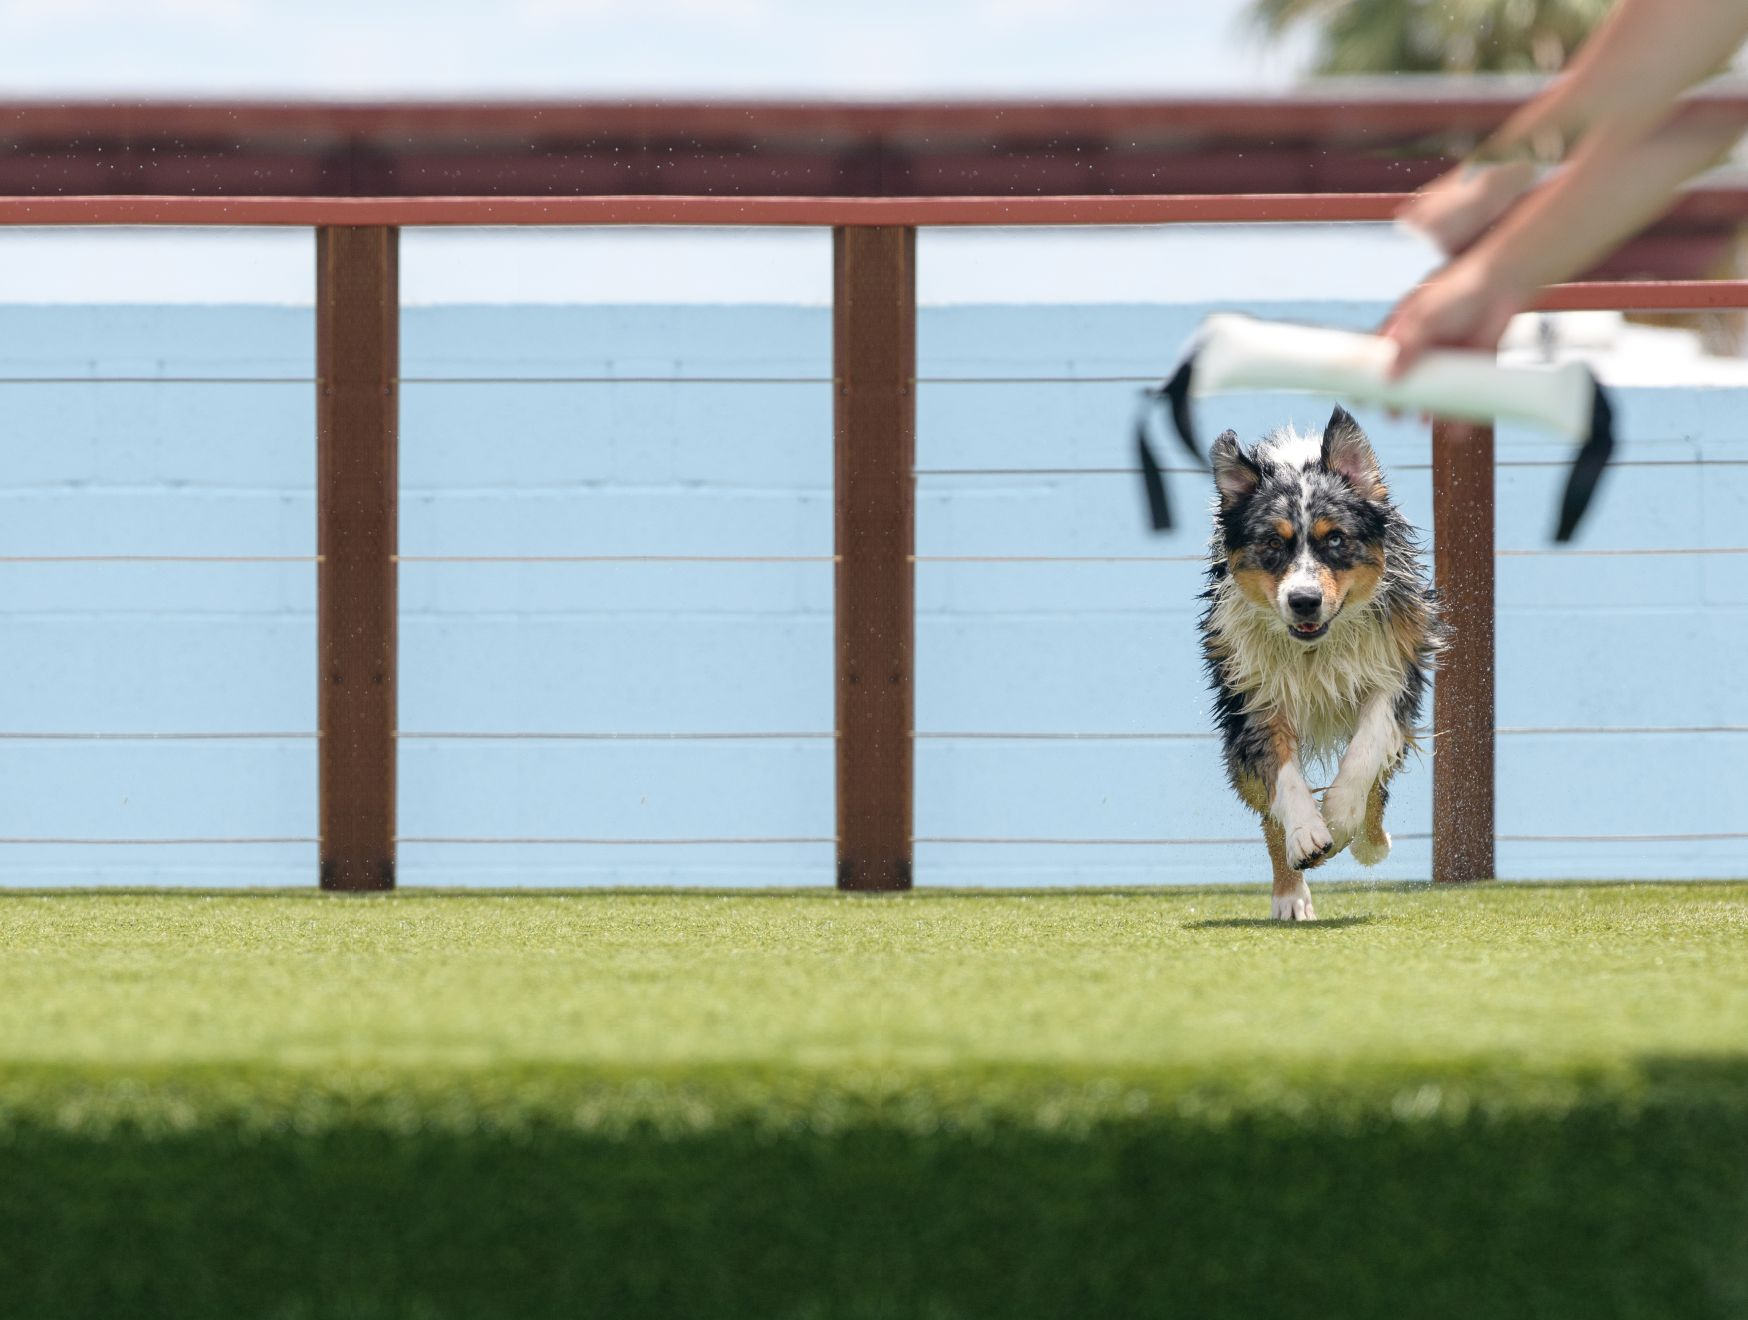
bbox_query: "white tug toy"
[1138,312,1614,542]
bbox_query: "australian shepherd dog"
[1200,406,1447,921]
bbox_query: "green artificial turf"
[1,881,1745,1319]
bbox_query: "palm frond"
[1244,0,1614,75]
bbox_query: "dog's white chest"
[1209,588,1405,765]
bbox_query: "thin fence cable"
[916,457,1748,476]
[915,731,1217,741]
[7,832,1735,847]
[1500,832,1748,843]
[395,554,835,564]
[0,377,311,385]
[914,727,1744,740]
[24,374,1728,390]
[906,548,1746,562]
[913,554,1205,564]
[1,727,1729,743]
[915,834,1432,846]
[0,837,319,846]
[0,732,318,741]
[1497,724,1748,736]
[915,831,1744,845]
[397,836,836,846]
[396,731,835,741]
[0,555,319,564]
[1496,546,1748,557]
[916,376,1161,385]
[401,376,832,386]
[0,375,830,386]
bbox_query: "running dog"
[1200,406,1446,920]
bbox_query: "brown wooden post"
[833,226,916,891]
[1431,420,1496,883]
[316,226,398,891]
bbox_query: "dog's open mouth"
[1284,603,1340,643]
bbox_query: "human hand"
[1381,256,1530,379]
[1396,157,1540,256]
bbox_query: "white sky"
[0,0,1432,305]
[0,0,1310,97]
[0,226,1447,306]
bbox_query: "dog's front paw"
[1350,828,1391,866]
[1285,815,1334,870]
[1322,780,1368,852]
[1271,880,1316,921]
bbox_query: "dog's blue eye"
[1325,533,1344,551]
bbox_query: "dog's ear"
[1211,429,1260,508]
[1322,406,1386,501]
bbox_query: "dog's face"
[1212,406,1391,644]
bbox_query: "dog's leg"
[1267,726,1333,876]
[1323,690,1404,864]
[1226,714,1328,918]
[1263,816,1315,922]
[1352,780,1392,866]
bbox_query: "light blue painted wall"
[0,303,1743,887]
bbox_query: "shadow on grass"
[1185,914,1377,930]
[2,1056,1745,1319]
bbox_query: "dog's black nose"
[1287,588,1323,618]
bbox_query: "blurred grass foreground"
[1,881,1745,1318]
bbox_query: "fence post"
[316,226,399,891]
[833,225,916,891]
[1431,420,1496,882]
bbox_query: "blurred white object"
[1191,312,1597,440]
[1499,310,1748,385]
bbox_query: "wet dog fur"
[1200,406,1447,920]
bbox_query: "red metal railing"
[2,192,1744,890]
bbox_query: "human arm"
[1384,108,1744,372]
[1401,0,1748,254]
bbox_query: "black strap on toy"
[1554,379,1614,543]
[1134,356,1203,532]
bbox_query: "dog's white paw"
[1285,815,1334,870]
[1271,881,1316,921]
[1350,828,1391,866]
[1322,781,1368,851]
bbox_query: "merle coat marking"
[1199,406,1447,920]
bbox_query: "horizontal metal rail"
[0,193,1410,226]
